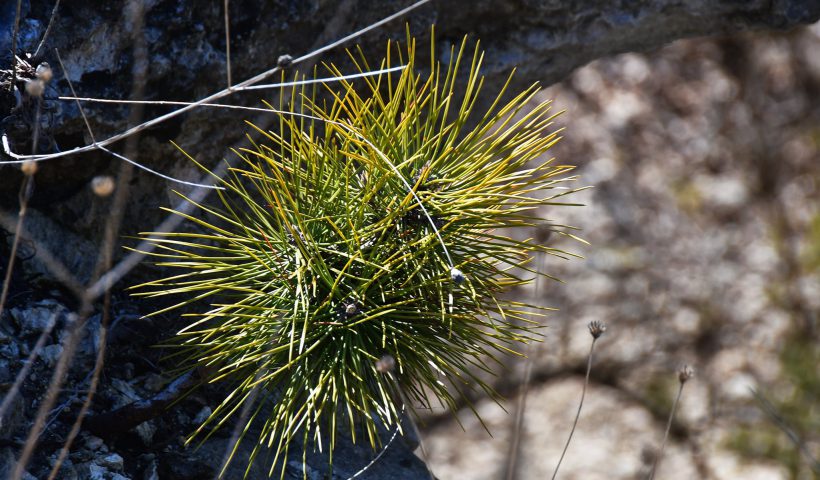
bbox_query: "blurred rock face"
[424,24,820,480]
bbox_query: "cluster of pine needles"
[132,34,581,477]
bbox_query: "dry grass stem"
[224,0,232,88]
[647,365,694,480]
[551,321,606,480]
[33,0,62,58]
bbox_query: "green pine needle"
[132,32,582,478]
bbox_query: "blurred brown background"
[422,23,820,480]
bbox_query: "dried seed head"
[91,175,116,197]
[588,320,607,339]
[25,79,45,97]
[450,267,465,285]
[678,365,694,384]
[375,354,396,373]
[21,161,38,176]
[35,62,53,83]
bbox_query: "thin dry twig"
[45,10,150,464]
[347,404,406,480]
[215,376,264,479]
[45,298,109,480]
[10,0,23,88]
[0,310,57,430]
[33,0,62,59]
[52,49,220,190]
[503,248,549,480]
[11,309,91,480]
[224,0,232,89]
[751,388,820,475]
[0,208,84,297]
[647,365,694,480]
[0,176,32,318]
[53,48,96,143]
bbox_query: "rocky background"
[1,0,819,479]
[424,23,820,480]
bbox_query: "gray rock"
[48,457,79,480]
[135,419,157,446]
[0,336,19,359]
[192,405,211,425]
[10,300,63,338]
[39,343,63,368]
[0,448,15,480]
[142,374,165,393]
[0,392,25,440]
[0,358,12,382]
[80,314,102,359]
[87,462,106,480]
[95,452,124,471]
[142,456,158,480]
[84,434,105,451]
[110,378,141,407]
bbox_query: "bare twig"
[347,405,406,480]
[61,64,406,101]
[46,299,109,480]
[503,248,548,480]
[53,48,96,143]
[504,341,535,480]
[215,376,264,479]
[647,365,694,480]
[224,0,232,89]
[11,309,91,480]
[0,177,31,318]
[52,49,220,190]
[83,369,201,437]
[10,0,23,89]
[751,388,820,474]
[0,311,57,430]
[33,0,62,59]
[0,208,84,297]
